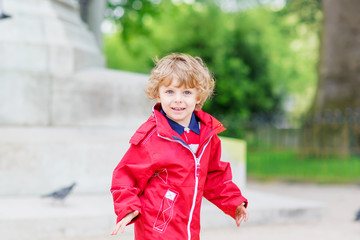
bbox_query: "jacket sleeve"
[203,136,248,219]
[111,143,155,223]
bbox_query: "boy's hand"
[235,203,248,227]
[111,210,139,235]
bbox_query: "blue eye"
[184,91,191,95]
[166,90,174,94]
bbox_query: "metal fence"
[243,109,360,157]
[240,110,360,183]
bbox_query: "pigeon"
[0,0,11,20]
[0,13,11,19]
[41,182,77,201]
[355,209,360,221]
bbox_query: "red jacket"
[111,104,247,240]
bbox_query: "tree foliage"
[104,0,320,137]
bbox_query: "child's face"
[157,78,200,127]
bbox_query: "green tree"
[104,0,319,137]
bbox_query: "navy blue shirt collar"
[160,110,200,135]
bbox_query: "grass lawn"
[247,149,360,184]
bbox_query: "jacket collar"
[160,109,200,135]
[152,103,225,139]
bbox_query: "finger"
[120,218,131,233]
[120,211,139,233]
[113,210,140,235]
[235,210,241,226]
[244,211,249,222]
[236,218,240,227]
[133,210,139,218]
[110,222,122,235]
[123,210,139,225]
[120,223,126,233]
[235,216,239,227]
[239,215,245,226]
[125,210,139,222]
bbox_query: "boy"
[111,53,248,239]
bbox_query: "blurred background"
[103,0,359,184]
[1,0,360,239]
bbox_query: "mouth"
[171,107,185,111]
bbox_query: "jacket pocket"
[153,189,179,233]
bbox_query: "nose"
[174,93,183,103]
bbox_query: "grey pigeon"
[355,209,360,221]
[0,13,11,19]
[0,0,11,20]
[41,182,76,201]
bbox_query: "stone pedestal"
[0,0,246,196]
[0,0,105,125]
[52,68,152,128]
[0,0,153,196]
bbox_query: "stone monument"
[0,0,152,195]
[0,0,245,196]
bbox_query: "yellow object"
[220,137,246,163]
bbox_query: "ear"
[195,103,202,111]
[196,96,201,104]
[156,95,161,103]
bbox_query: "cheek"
[157,94,171,105]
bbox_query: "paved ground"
[200,181,360,240]
[49,180,360,240]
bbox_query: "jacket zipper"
[158,134,212,240]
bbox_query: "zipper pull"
[195,159,200,177]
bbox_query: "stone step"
[0,127,246,196]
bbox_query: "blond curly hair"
[145,53,215,109]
